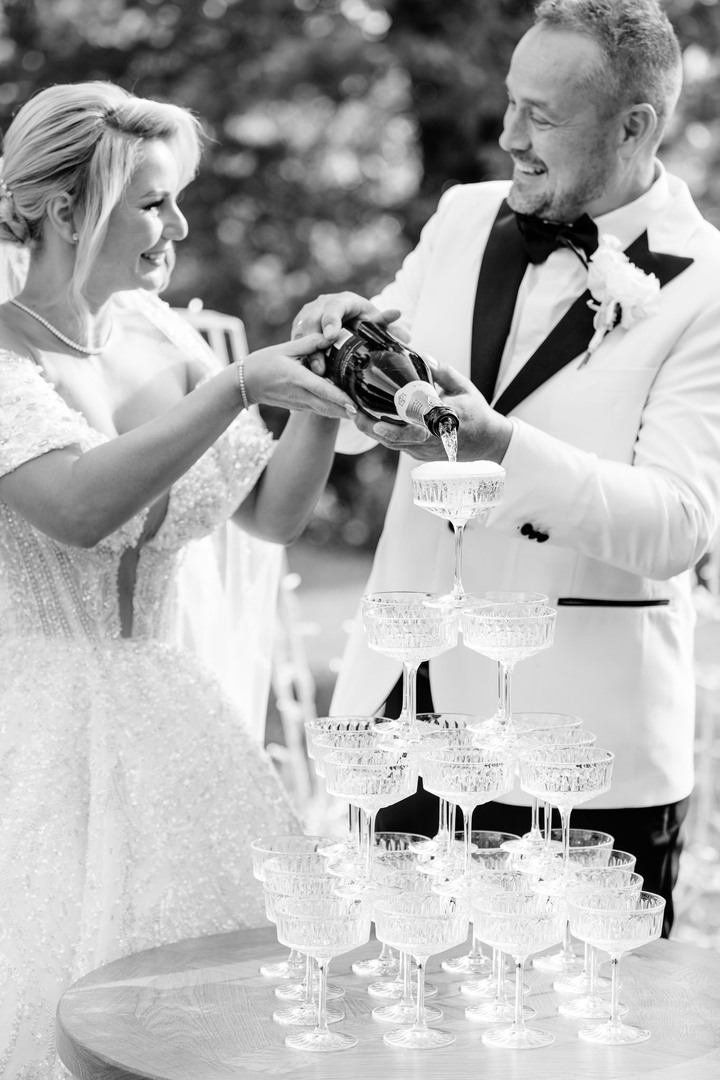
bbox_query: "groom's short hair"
[534,0,682,143]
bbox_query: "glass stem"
[436,797,448,842]
[589,944,599,997]
[497,661,514,724]
[513,956,527,1033]
[349,802,360,855]
[462,806,473,875]
[529,796,542,841]
[468,930,485,967]
[495,946,506,1004]
[560,918,575,964]
[303,954,313,1005]
[377,941,394,968]
[365,809,376,880]
[451,521,466,600]
[288,947,304,977]
[581,941,590,980]
[316,956,329,1036]
[412,956,429,1033]
[400,950,413,1007]
[609,953,622,1029]
[401,661,420,729]
[558,804,572,875]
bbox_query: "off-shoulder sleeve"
[0,349,88,479]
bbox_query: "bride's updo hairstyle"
[0,81,203,311]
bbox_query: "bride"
[0,82,354,1078]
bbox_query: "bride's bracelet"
[235,356,251,410]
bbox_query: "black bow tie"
[514,211,599,266]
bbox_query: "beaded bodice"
[0,295,274,643]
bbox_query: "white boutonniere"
[582,234,661,364]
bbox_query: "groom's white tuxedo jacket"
[331,168,720,809]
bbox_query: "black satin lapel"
[622,230,693,287]
[493,231,694,417]
[470,200,529,401]
[492,289,594,416]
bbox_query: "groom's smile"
[499,24,625,223]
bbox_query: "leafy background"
[2,0,720,547]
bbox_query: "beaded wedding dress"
[0,293,299,1078]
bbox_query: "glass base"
[466,1001,535,1024]
[532,950,582,975]
[482,1024,555,1049]
[553,970,612,994]
[559,995,627,1020]
[260,958,302,980]
[285,1029,357,1052]
[367,978,437,999]
[441,953,491,975]
[460,976,494,999]
[579,1020,650,1045]
[275,980,345,1002]
[372,1001,443,1023]
[424,591,470,610]
[383,1025,456,1049]
[352,954,400,978]
[501,835,546,857]
[273,1003,344,1026]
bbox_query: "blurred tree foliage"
[0,0,719,547]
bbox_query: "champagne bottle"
[323,320,459,439]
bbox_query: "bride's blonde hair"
[0,81,203,311]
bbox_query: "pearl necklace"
[10,298,113,356]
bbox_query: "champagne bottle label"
[333,329,353,348]
[394,380,444,427]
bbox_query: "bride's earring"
[71,232,79,242]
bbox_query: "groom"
[296,0,720,935]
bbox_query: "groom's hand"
[354,358,514,463]
[428,359,513,463]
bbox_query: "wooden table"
[56,926,720,1080]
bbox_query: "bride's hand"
[242,333,357,419]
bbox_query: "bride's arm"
[233,411,340,545]
[0,335,353,547]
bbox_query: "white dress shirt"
[493,163,671,402]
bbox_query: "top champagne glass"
[411,460,505,607]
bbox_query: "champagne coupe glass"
[369,861,443,1022]
[528,828,615,975]
[568,890,665,1045]
[463,603,557,744]
[419,746,515,877]
[250,834,335,980]
[410,459,506,608]
[323,746,418,885]
[261,853,347,1021]
[500,712,583,859]
[274,896,371,1052]
[349,831,429,981]
[361,591,459,734]
[406,713,477,857]
[558,860,642,1017]
[305,715,394,862]
[437,831,519,978]
[504,727,597,866]
[373,891,470,1048]
[436,855,533,1015]
[472,891,567,1049]
[518,746,614,879]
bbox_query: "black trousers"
[375,664,690,938]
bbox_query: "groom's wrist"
[459,411,513,464]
